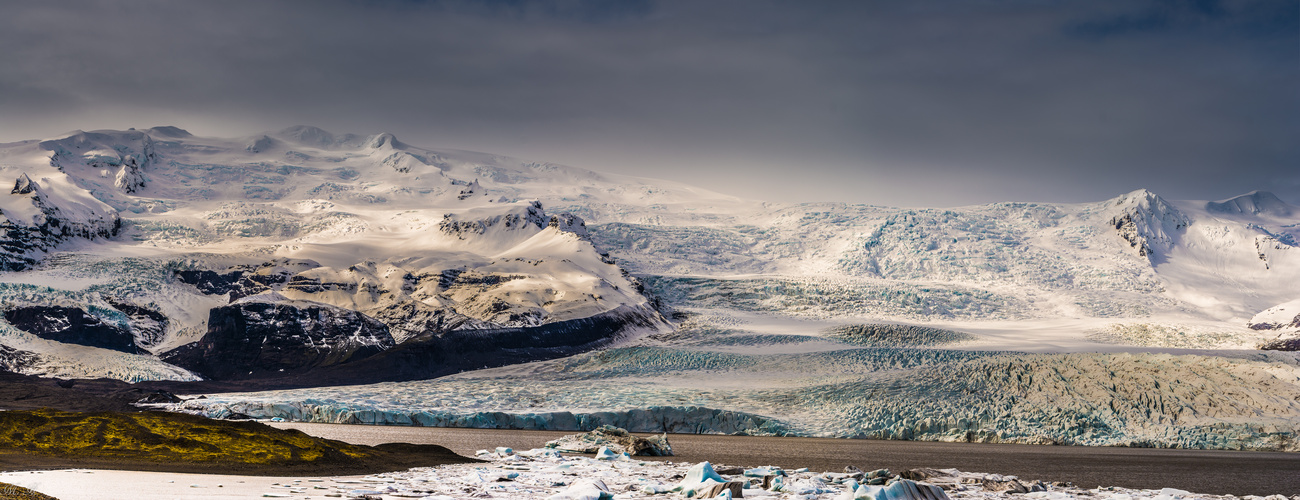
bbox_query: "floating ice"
[547,479,614,500]
[545,425,674,456]
[260,443,1279,500]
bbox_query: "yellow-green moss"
[0,409,374,466]
[0,481,58,500]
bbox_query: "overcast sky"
[0,0,1295,207]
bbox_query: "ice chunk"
[744,466,785,477]
[545,425,673,456]
[854,479,950,500]
[593,446,624,460]
[675,461,726,495]
[547,479,613,500]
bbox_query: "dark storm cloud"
[0,0,1295,206]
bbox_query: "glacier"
[1,125,1299,452]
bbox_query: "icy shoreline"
[384,447,1300,500]
[4,446,1297,500]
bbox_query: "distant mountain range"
[0,126,1296,384]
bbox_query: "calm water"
[270,423,1300,496]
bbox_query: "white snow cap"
[1207,191,1294,217]
[1249,298,1300,331]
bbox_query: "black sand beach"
[272,422,1300,496]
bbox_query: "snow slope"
[0,126,679,381]
[5,126,1296,360]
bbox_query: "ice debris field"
[13,445,1296,500]
[332,447,1278,500]
[62,445,1300,500]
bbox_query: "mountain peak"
[1112,188,1163,204]
[1207,191,1294,217]
[275,125,340,148]
[10,173,36,195]
[146,126,192,138]
[365,132,403,150]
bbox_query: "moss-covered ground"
[0,482,57,500]
[0,409,473,475]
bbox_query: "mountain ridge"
[0,125,1296,385]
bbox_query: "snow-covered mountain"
[582,187,1300,346]
[0,126,679,382]
[1,125,1298,385]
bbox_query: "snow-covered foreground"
[0,469,348,500]
[5,447,1296,500]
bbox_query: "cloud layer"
[1,0,1295,206]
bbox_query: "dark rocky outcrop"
[1107,190,1189,261]
[134,390,182,404]
[11,173,35,195]
[162,303,660,386]
[0,176,120,271]
[1250,314,1300,331]
[0,344,40,373]
[162,298,395,380]
[294,304,662,385]
[104,298,169,349]
[3,306,138,353]
[369,301,489,342]
[1259,336,1300,351]
[174,269,247,295]
[173,260,319,301]
[438,201,589,240]
[228,270,295,301]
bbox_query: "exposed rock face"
[546,212,589,239]
[1251,315,1300,331]
[163,296,395,380]
[103,299,170,350]
[1248,299,1300,331]
[457,178,483,200]
[0,344,40,373]
[2,306,138,353]
[173,260,319,301]
[11,174,35,195]
[112,154,148,193]
[1254,299,1300,350]
[438,201,588,240]
[1107,189,1189,259]
[0,175,121,271]
[227,271,295,302]
[368,301,490,343]
[1259,336,1300,351]
[174,269,247,295]
[212,304,663,386]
